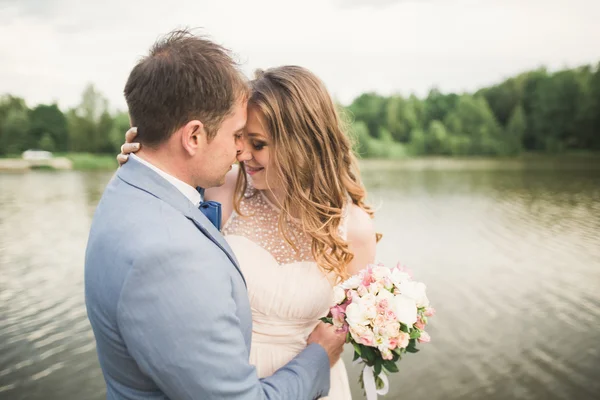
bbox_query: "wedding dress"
[222,180,352,399]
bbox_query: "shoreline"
[1,152,599,172]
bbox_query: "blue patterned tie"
[196,187,222,231]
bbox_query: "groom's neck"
[136,148,193,187]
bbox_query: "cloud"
[0,0,598,110]
[337,0,427,8]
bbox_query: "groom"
[84,29,345,399]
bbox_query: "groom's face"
[196,99,247,188]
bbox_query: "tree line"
[1,62,599,158]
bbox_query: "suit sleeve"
[117,242,331,399]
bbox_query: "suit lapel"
[117,158,246,286]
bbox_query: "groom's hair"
[124,29,248,147]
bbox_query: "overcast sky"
[1,0,598,111]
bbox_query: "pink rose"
[415,316,425,330]
[425,307,436,317]
[374,314,386,329]
[346,290,358,301]
[336,323,349,334]
[398,331,410,349]
[339,301,350,312]
[331,305,346,322]
[377,299,389,312]
[357,285,368,297]
[388,338,398,350]
[385,309,397,321]
[381,349,393,360]
[361,268,373,286]
[418,331,431,343]
[360,330,375,346]
[331,305,345,317]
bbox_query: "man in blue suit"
[84,29,345,399]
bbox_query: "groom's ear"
[180,120,205,156]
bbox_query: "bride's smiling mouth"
[245,165,264,176]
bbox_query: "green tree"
[67,84,113,153]
[423,89,458,128]
[29,104,69,151]
[444,95,503,155]
[38,132,56,152]
[504,103,526,155]
[426,120,451,155]
[0,96,30,154]
[347,93,388,138]
[1,108,31,155]
[109,111,131,152]
[530,69,583,152]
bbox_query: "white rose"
[390,268,411,287]
[332,286,346,305]
[360,293,378,320]
[376,288,394,303]
[367,280,383,295]
[371,266,391,281]
[397,281,429,308]
[392,294,418,326]
[345,303,362,328]
[340,275,361,290]
[345,302,369,328]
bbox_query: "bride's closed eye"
[251,140,267,151]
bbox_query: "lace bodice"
[222,181,348,266]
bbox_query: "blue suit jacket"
[84,157,330,399]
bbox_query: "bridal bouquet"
[321,263,434,400]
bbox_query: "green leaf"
[410,329,421,339]
[374,358,382,377]
[353,343,362,356]
[362,345,376,365]
[353,350,360,361]
[406,339,420,353]
[383,360,399,373]
[400,324,409,333]
[392,352,400,362]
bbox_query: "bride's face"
[243,106,281,191]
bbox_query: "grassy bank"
[60,153,118,170]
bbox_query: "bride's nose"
[236,138,252,163]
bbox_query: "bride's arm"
[345,205,378,276]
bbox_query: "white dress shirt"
[130,154,202,206]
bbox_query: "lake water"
[1,157,599,399]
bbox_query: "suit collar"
[116,157,245,285]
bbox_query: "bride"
[119,66,378,399]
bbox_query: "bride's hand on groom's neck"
[117,127,141,166]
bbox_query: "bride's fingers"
[120,143,140,155]
[116,153,129,166]
[125,127,138,143]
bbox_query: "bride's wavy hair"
[234,66,379,281]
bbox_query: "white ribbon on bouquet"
[354,359,389,400]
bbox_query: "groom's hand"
[307,322,346,367]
